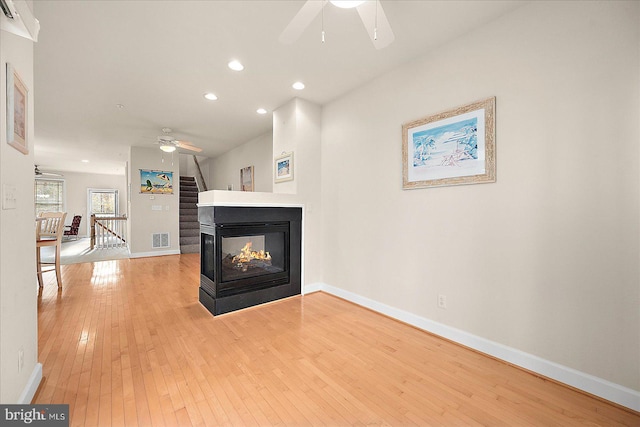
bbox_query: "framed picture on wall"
[6,63,29,155]
[274,152,294,183]
[402,97,496,189]
[240,165,254,192]
[140,170,174,194]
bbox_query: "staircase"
[179,176,200,254]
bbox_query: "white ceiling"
[32,0,524,175]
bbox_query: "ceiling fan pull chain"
[321,4,325,43]
[374,0,378,41]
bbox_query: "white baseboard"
[18,363,42,404]
[312,282,640,412]
[129,249,181,259]
[302,282,323,294]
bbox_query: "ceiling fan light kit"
[159,144,176,153]
[330,1,365,9]
[279,0,394,50]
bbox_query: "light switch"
[151,205,162,211]
[2,184,17,210]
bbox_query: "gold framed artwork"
[274,152,293,183]
[402,97,496,189]
[241,165,254,191]
[6,63,28,154]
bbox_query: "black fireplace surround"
[198,206,302,315]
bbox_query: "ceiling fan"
[34,165,63,177]
[279,0,394,50]
[155,128,202,153]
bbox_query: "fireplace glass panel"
[201,232,214,282]
[221,232,286,282]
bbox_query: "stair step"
[181,215,198,223]
[180,176,196,182]
[180,236,200,245]
[180,203,198,210]
[180,221,200,230]
[180,244,200,254]
[180,196,198,203]
[180,185,198,191]
[180,228,199,238]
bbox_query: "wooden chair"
[63,215,82,240]
[36,212,67,288]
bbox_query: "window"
[35,179,65,215]
[88,189,119,217]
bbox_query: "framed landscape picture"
[6,63,28,154]
[402,97,496,189]
[274,152,294,183]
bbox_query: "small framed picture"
[274,152,294,183]
[6,63,29,155]
[240,165,254,191]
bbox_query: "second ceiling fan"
[155,128,202,153]
[279,0,394,50]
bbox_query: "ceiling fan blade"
[34,165,63,177]
[279,0,328,44]
[356,0,394,49]
[175,141,202,153]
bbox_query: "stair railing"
[192,155,208,192]
[91,214,127,249]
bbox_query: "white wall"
[40,171,126,237]
[179,154,212,190]
[0,29,39,402]
[210,131,273,192]
[273,101,297,194]
[321,0,639,392]
[128,147,180,257]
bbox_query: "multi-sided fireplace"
[198,206,302,315]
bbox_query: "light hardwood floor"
[34,254,639,426]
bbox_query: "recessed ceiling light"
[256,108,268,115]
[292,81,305,90]
[204,92,218,101]
[81,159,89,163]
[228,60,244,71]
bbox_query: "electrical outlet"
[438,294,447,309]
[18,347,24,372]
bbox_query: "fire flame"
[232,242,271,264]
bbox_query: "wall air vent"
[152,233,170,249]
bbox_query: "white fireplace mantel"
[198,190,303,208]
